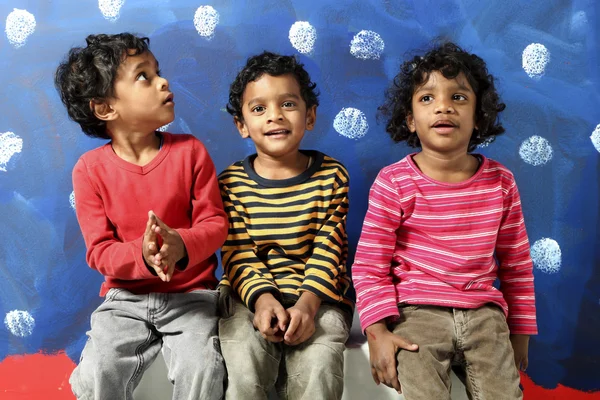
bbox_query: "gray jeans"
[70,288,225,400]
[218,292,350,400]
[393,304,522,400]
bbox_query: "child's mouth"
[432,120,456,134]
[163,94,174,104]
[264,129,290,137]
[432,120,456,128]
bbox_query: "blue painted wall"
[0,0,598,394]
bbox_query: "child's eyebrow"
[247,93,301,107]
[415,81,473,94]
[131,59,155,72]
[454,81,473,92]
[414,84,435,94]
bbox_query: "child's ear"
[305,105,317,131]
[406,113,416,132]
[234,117,249,138]
[90,99,117,121]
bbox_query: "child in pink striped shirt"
[353,42,537,400]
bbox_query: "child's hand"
[253,293,289,343]
[148,210,187,282]
[510,334,530,371]
[366,322,418,394]
[143,212,170,282]
[284,291,321,346]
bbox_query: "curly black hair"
[379,42,506,152]
[226,51,319,121]
[54,33,150,139]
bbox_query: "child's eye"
[251,105,265,113]
[282,101,296,108]
[156,69,162,77]
[453,94,467,101]
[136,72,148,81]
[419,95,432,102]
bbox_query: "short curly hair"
[226,51,319,121]
[379,42,506,152]
[55,33,150,139]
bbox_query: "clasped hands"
[142,210,186,282]
[253,292,321,346]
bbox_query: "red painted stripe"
[0,352,75,399]
[521,373,600,399]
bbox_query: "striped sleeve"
[219,183,281,312]
[299,167,349,302]
[496,177,538,335]
[353,168,403,333]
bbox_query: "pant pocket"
[217,286,234,319]
[209,336,227,400]
[104,288,124,302]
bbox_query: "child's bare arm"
[366,321,418,394]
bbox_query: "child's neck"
[413,150,479,183]
[253,151,311,180]
[110,130,161,167]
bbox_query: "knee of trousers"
[288,343,345,380]
[221,336,279,372]
[170,336,226,377]
[220,317,279,363]
[70,356,130,398]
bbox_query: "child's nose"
[158,76,169,90]
[435,99,455,114]
[267,107,283,122]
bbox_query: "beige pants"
[393,304,522,400]
[218,293,350,400]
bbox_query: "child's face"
[108,51,174,134]
[235,73,316,159]
[407,71,477,155]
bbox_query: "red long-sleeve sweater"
[72,132,228,296]
[353,154,538,335]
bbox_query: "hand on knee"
[366,322,418,394]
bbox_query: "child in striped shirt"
[353,42,537,400]
[217,51,354,400]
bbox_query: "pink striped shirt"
[353,154,538,335]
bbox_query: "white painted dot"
[350,30,385,60]
[69,191,76,211]
[519,135,553,166]
[289,21,317,55]
[531,238,561,274]
[333,108,369,140]
[157,122,172,132]
[194,5,219,39]
[590,124,600,153]
[5,9,36,49]
[5,310,35,337]
[522,43,550,80]
[477,136,494,148]
[98,0,125,22]
[0,131,23,172]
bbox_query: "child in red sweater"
[55,33,228,399]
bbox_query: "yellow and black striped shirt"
[218,150,353,313]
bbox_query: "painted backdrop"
[0,0,598,398]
